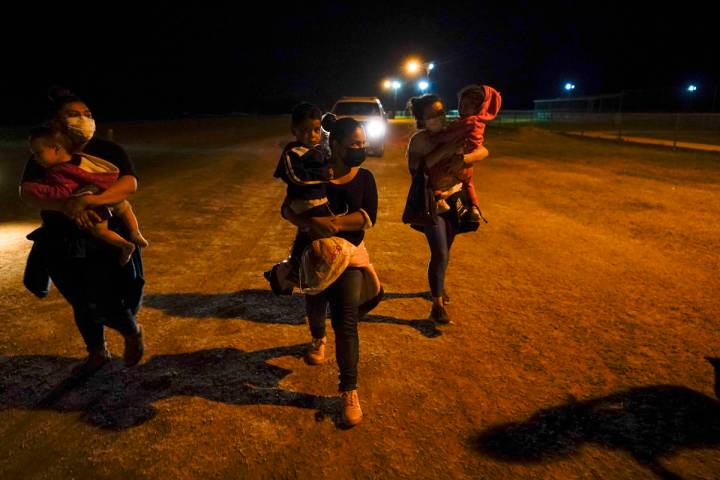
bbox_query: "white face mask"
[66,115,96,142]
[425,117,443,133]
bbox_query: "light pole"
[686,84,698,113]
[426,62,435,81]
[392,80,402,113]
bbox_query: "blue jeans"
[423,213,457,298]
[305,267,362,391]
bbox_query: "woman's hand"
[72,209,102,230]
[444,145,489,176]
[61,195,92,218]
[425,137,466,168]
[441,138,465,156]
[309,217,339,238]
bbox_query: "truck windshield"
[333,102,381,116]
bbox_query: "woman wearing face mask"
[406,94,488,325]
[281,117,379,427]
[19,87,145,376]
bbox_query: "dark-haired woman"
[281,117,379,427]
[19,89,145,376]
[406,94,488,324]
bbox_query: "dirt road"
[1,118,719,479]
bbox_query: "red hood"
[476,85,502,122]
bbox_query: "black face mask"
[344,147,367,167]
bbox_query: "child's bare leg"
[460,166,483,221]
[91,220,136,266]
[115,201,149,247]
[460,166,479,207]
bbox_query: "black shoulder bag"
[402,158,437,227]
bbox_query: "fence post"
[673,113,680,151]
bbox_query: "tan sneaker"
[340,389,363,426]
[305,336,326,365]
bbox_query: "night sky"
[2,2,717,123]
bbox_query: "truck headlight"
[366,120,386,139]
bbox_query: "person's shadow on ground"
[472,357,720,480]
[0,344,341,430]
[143,289,442,338]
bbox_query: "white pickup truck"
[331,97,388,157]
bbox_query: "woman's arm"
[90,174,138,204]
[70,175,138,212]
[281,200,339,237]
[334,170,378,232]
[443,145,490,176]
[408,132,451,173]
[332,211,367,232]
[422,137,466,169]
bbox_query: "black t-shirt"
[326,168,378,246]
[21,137,138,228]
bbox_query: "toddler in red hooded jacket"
[428,85,501,221]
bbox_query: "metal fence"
[528,112,720,148]
[389,109,720,148]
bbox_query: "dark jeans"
[47,253,139,353]
[423,213,458,298]
[305,267,362,392]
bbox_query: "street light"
[564,82,576,92]
[687,84,698,92]
[382,79,392,90]
[418,80,429,92]
[406,59,421,76]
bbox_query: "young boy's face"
[30,138,65,168]
[292,118,322,147]
[459,96,482,118]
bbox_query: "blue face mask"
[345,147,367,167]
